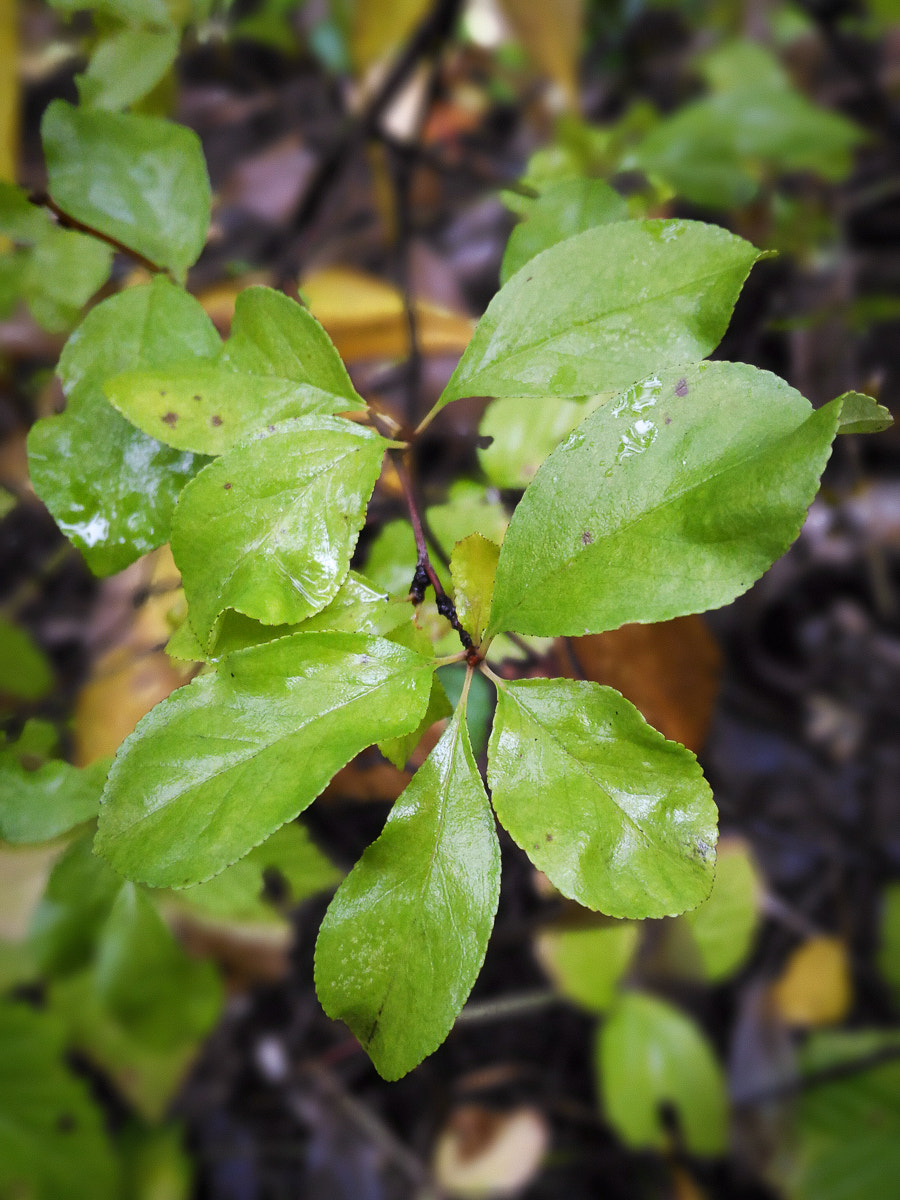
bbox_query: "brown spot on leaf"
[224,482,232,490]
[210,414,223,427]
[675,378,689,397]
[162,412,178,426]
[159,390,167,397]
[545,833,553,842]
[665,415,672,425]
[193,394,202,402]
[56,1113,76,1133]
[581,530,594,545]
[267,424,276,432]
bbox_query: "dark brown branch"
[274,0,463,287]
[391,451,476,658]
[28,192,167,274]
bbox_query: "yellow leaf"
[498,0,584,111]
[770,936,852,1027]
[300,266,474,362]
[74,547,194,765]
[0,0,17,183]
[351,0,431,72]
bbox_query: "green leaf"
[478,393,610,489]
[172,418,386,647]
[0,616,54,700]
[0,486,15,520]
[105,286,365,455]
[29,832,122,977]
[315,705,501,1080]
[21,224,113,332]
[487,363,843,638]
[96,632,435,887]
[47,971,204,1122]
[500,179,628,285]
[487,679,716,918]
[681,838,761,982]
[637,88,862,209]
[95,883,222,1049]
[0,1001,119,1200]
[171,822,340,923]
[834,390,894,434]
[438,220,763,407]
[169,571,412,663]
[0,747,107,844]
[42,101,210,278]
[0,180,50,241]
[536,920,640,1014]
[450,533,499,645]
[28,278,219,575]
[378,674,453,769]
[77,26,180,112]
[597,991,728,1156]
[780,1030,900,1200]
[118,1123,193,1200]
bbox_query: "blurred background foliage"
[2,0,900,1196]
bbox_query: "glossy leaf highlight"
[487,679,717,918]
[487,363,843,637]
[28,278,218,575]
[96,632,434,887]
[42,101,210,277]
[172,418,386,647]
[316,706,501,1080]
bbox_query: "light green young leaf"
[487,679,717,918]
[0,748,107,844]
[96,632,435,887]
[0,616,54,700]
[172,418,386,648]
[487,363,843,638]
[105,286,365,455]
[478,393,610,489]
[378,674,453,769]
[29,832,122,977]
[597,991,728,1155]
[42,101,210,277]
[21,224,113,332]
[0,1002,119,1200]
[682,837,761,982]
[450,533,499,644]
[315,705,501,1080]
[95,883,223,1050]
[700,38,792,92]
[500,178,629,285]
[536,920,640,1014]
[171,822,340,923]
[28,278,219,575]
[834,390,894,434]
[77,26,180,111]
[438,220,763,407]
[0,486,15,519]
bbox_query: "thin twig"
[274,0,463,286]
[391,451,476,658]
[28,192,167,274]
